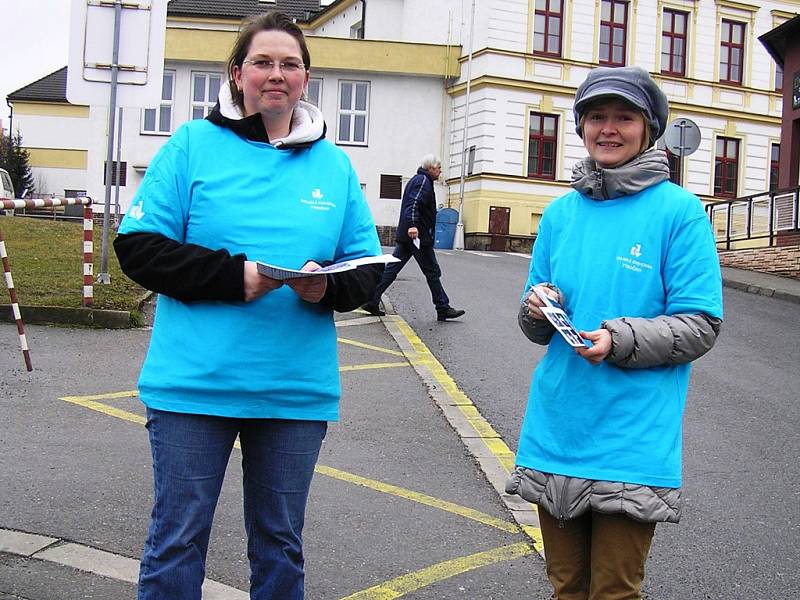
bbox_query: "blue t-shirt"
[515,181,723,487]
[119,120,381,420]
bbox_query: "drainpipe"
[6,99,12,137]
[454,0,476,251]
[361,0,366,39]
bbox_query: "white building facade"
[7,0,798,249]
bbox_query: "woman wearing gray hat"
[506,66,723,599]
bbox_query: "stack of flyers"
[531,286,590,348]
[257,254,399,281]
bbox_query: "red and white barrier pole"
[0,228,32,371]
[83,201,94,307]
[0,196,94,371]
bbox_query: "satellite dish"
[662,118,701,157]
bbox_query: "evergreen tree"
[0,133,35,197]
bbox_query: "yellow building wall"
[26,148,88,170]
[165,29,460,77]
[447,186,564,236]
[12,102,89,118]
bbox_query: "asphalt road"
[383,248,800,600]
[0,310,548,599]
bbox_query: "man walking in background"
[364,154,465,322]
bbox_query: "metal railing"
[705,186,800,250]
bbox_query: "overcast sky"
[0,0,71,133]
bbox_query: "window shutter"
[380,174,403,199]
[103,161,127,187]
[774,194,796,231]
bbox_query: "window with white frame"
[142,70,175,134]
[337,81,369,145]
[191,72,223,120]
[306,78,322,107]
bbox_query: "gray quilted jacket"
[509,285,722,523]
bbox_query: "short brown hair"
[226,11,311,113]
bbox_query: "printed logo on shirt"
[128,201,145,221]
[616,242,652,273]
[300,187,336,212]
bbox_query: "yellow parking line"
[57,396,516,535]
[315,465,518,533]
[339,362,409,372]
[341,542,535,599]
[338,338,406,357]
[388,316,544,553]
[62,390,139,402]
[60,395,145,425]
[394,319,508,448]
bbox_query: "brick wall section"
[718,245,800,280]
[376,226,395,247]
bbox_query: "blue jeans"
[138,408,327,600]
[372,241,450,310]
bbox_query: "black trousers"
[371,241,450,310]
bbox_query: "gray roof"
[7,67,67,103]
[167,0,322,21]
[758,13,800,68]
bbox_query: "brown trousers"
[538,509,656,600]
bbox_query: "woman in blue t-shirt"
[115,11,382,600]
[506,66,723,599]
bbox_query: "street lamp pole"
[454,0,475,251]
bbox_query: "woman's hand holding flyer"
[530,286,590,348]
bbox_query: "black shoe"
[437,307,465,321]
[363,303,385,317]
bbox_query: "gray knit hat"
[573,66,669,142]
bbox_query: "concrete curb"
[722,277,800,304]
[0,291,153,329]
[0,528,247,599]
[0,304,133,328]
[378,297,545,556]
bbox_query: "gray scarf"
[570,148,671,200]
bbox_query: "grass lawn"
[0,215,147,311]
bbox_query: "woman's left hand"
[575,328,612,365]
[287,261,328,303]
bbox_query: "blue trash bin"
[434,208,459,249]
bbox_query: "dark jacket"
[396,168,437,245]
[114,101,382,312]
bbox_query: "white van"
[0,168,14,199]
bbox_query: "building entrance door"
[488,206,510,251]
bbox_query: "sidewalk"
[720,266,800,304]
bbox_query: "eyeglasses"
[242,59,305,73]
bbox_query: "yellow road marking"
[57,396,518,535]
[389,316,544,553]
[62,390,139,402]
[338,337,406,357]
[60,395,145,425]
[315,465,518,533]
[339,362,409,372]
[341,542,535,599]
[393,319,507,445]
[520,525,544,551]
